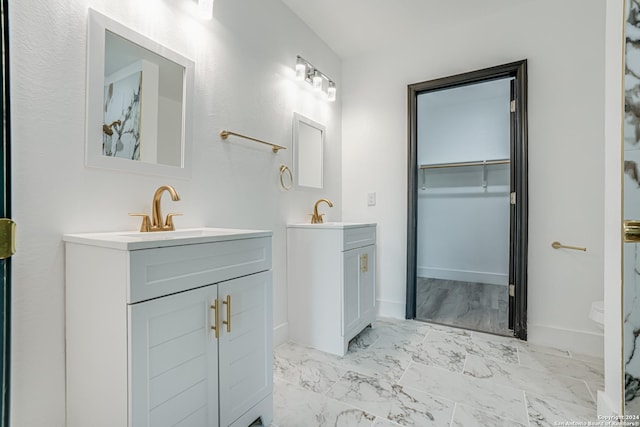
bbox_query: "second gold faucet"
[130,185,182,232]
[311,198,333,224]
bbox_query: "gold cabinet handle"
[360,253,369,273]
[210,299,220,339]
[223,295,231,333]
[624,220,640,242]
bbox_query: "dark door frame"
[405,60,528,340]
[1,0,11,422]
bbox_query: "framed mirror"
[86,9,194,177]
[293,113,325,190]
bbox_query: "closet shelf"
[419,158,510,170]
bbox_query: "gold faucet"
[129,185,182,232]
[311,198,333,224]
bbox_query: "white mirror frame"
[293,113,325,190]
[86,9,194,178]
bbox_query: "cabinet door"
[359,245,376,321]
[343,245,376,338]
[130,284,219,427]
[342,248,361,336]
[218,271,272,427]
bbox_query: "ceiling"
[280,0,524,59]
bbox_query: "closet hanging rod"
[220,130,286,153]
[419,158,510,170]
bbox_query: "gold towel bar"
[220,130,286,153]
[551,241,587,252]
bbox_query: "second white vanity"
[287,222,376,356]
[64,228,273,427]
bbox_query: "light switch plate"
[367,192,376,206]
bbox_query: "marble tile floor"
[416,277,510,336]
[269,317,603,427]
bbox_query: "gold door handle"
[210,299,220,339]
[223,295,231,333]
[624,220,640,242]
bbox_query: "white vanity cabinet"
[64,228,273,427]
[287,223,376,356]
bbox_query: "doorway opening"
[406,61,528,339]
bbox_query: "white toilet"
[589,300,604,330]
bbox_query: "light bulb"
[198,0,213,19]
[295,57,306,81]
[312,70,323,91]
[327,81,336,102]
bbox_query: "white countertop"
[287,222,376,229]
[63,227,272,251]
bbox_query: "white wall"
[157,96,182,166]
[417,171,510,285]
[417,79,511,165]
[342,0,606,355]
[10,0,341,425]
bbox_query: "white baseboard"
[598,390,621,418]
[273,322,288,347]
[528,323,604,358]
[418,267,508,286]
[376,299,405,319]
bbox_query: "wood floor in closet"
[416,277,510,336]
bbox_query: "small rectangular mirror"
[86,9,194,177]
[293,113,325,190]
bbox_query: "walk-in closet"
[415,77,513,335]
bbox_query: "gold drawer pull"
[210,299,220,339]
[223,295,231,333]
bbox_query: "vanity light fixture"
[295,57,306,80]
[327,81,336,102]
[295,55,336,102]
[312,70,323,91]
[198,0,214,19]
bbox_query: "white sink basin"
[63,227,272,250]
[287,222,376,229]
[117,228,238,240]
